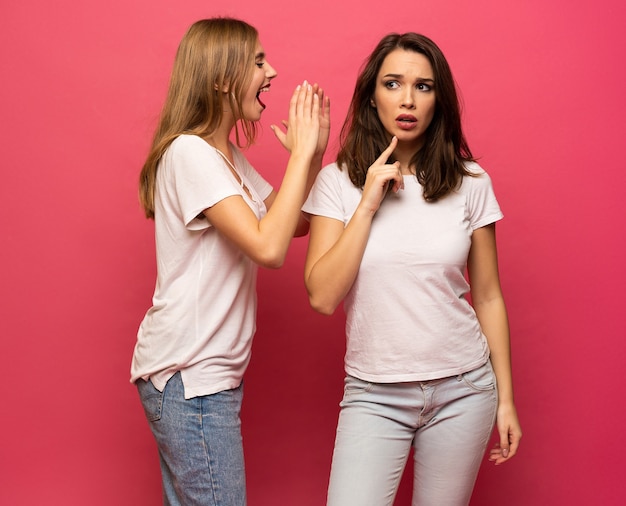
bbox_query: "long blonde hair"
[139,18,259,218]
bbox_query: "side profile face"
[240,40,277,122]
[372,48,436,151]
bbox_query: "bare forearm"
[307,154,324,191]
[258,153,314,263]
[474,298,515,404]
[292,156,323,237]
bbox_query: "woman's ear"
[370,98,376,108]
[214,82,230,93]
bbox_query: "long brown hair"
[337,32,475,201]
[139,18,259,218]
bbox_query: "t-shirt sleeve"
[464,163,504,230]
[168,136,243,229]
[302,164,346,223]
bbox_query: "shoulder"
[459,162,495,191]
[161,135,225,178]
[170,134,206,149]
[168,135,219,160]
[312,162,361,199]
[317,162,353,187]
[305,162,358,219]
[159,135,227,185]
[457,161,503,226]
[319,161,341,175]
[463,161,487,177]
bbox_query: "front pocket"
[340,376,374,406]
[461,362,496,392]
[137,379,163,422]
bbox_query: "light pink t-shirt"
[303,162,503,382]
[130,135,273,398]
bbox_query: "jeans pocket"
[137,378,163,422]
[461,361,496,392]
[341,375,373,403]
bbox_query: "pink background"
[1,0,625,504]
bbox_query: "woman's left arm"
[468,223,522,465]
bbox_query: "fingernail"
[502,449,509,458]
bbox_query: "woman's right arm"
[272,83,331,238]
[202,83,320,269]
[304,137,402,314]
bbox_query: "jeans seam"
[200,398,220,505]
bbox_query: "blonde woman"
[131,18,329,505]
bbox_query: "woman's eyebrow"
[382,73,434,82]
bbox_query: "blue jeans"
[137,372,246,506]
[327,361,498,506]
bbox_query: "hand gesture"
[272,81,327,158]
[311,83,330,158]
[358,136,403,214]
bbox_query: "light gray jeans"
[327,361,497,506]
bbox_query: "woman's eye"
[385,81,399,89]
[256,62,265,68]
[417,83,432,91]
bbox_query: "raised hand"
[311,83,330,159]
[272,81,327,159]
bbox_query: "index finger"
[288,83,302,122]
[295,81,315,119]
[375,136,398,164]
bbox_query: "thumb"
[499,428,510,458]
[271,125,288,150]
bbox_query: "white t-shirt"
[303,162,503,382]
[130,135,273,399]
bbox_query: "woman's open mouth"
[256,85,270,109]
[396,114,417,130]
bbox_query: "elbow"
[265,258,285,269]
[258,255,285,270]
[308,293,338,316]
[255,246,286,269]
[305,277,341,315]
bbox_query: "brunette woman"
[303,32,520,505]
